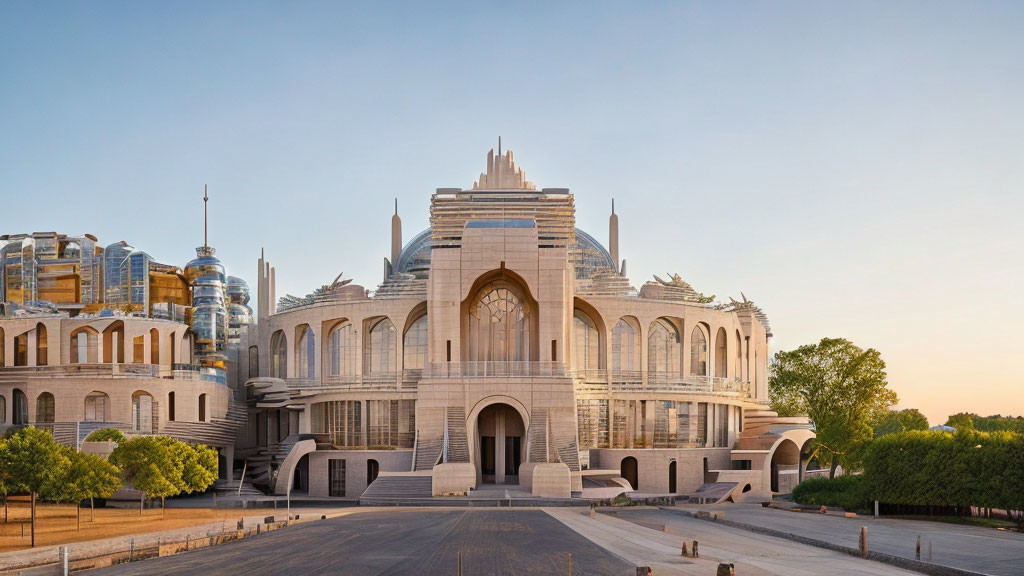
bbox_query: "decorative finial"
[498,136,502,157]
[612,198,615,215]
[203,184,209,248]
[395,197,398,216]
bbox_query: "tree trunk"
[30,491,36,548]
[91,497,95,522]
[829,455,840,479]
[140,494,144,517]
[3,491,6,524]
[77,503,81,531]
[161,496,165,517]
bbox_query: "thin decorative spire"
[203,184,209,248]
[612,198,615,215]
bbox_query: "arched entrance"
[621,456,638,490]
[476,403,525,484]
[668,460,677,493]
[770,439,800,493]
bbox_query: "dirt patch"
[0,497,273,553]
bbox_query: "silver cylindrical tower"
[225,275,252,346]
[184,245,228,369]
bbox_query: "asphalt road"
[93,509,634,576]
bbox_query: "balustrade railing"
[426,361,567,378]
[0,362,202,380]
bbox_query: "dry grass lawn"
[0,496,273,553]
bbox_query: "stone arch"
[70,326,100,364]
[363,316,397,375]
[131,390,154,433]
[35,391,55,423]
[610,316,641,374]
[715,327,728,378]
[769,438,801,493]
[620,456,638,490]
[324,318,356,378]
[84,391,110,421]
[460,269,539,362]
[467,395,531,482]
[573,297,607,371]
[102,320,126,364]
[403,303,428,373]
[690,323,709,377]
[648,317,682,378]
[270,330,287,379]
[294,324,315,378]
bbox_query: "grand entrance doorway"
[477,403,525,484]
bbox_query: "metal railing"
[426,361,568,378]
[0,362,202,380]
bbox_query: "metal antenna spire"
[498,136,502,157]
[203,184,209,248]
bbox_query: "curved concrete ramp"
[272,438,317,495]
[686,482,739,504]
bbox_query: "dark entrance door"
[504,436,521,483]
[481,436,496,482]
[621,456,638,490]
[669,460,677,493]
[367,459,379,485]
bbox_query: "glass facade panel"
[403,315,427,371]
[36,392,55,423]
[647,319,679,376]
[573,311,599,371]
[467,284,531,362]
[690,326,708,376]
[611,318,638,371]
[365,318,396,374]
[296,325,315,378]
[328,459,346,497]
[329,323,357,376]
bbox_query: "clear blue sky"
[2,1,1022,424]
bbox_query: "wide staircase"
[413,434,443,471]
[359,474,433,505]
[685,482,740,504]
[445,407,470,463]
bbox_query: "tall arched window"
[248,345,259,378]
[611,318,639,372]
[648,319,680,376]
[296,325,315,378]
[715,327,727,377]
[198,393,207,422]
[690,326,708,376]
[573,311,599,371]
[365,318,397,374]
[328,322,357,377]
[0,395,5,424]
[36,392,55,423]
[468,284,531,362]
[403,315,428,371]
[102,321,125,364]
[35,323,48,366]
[150,328,160,365]
[13,389,28,425]
[270,330,287,379]
[84,391,109,421]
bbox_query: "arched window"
[84,391,109,421]
[12,389,28,425]
[102,321,125,364]
[715,327,727,378]
[403,315,428,371]
[36,392,55,423]
[248,345,259,378]
[168,391,176,421]
[35,323,48,366]
[468,284,531,362]
[611,318,639,372]
[198,393,207,422]
[150,328,160,365]
[270,330,287,379]
[131,391,153,433]
[71,327,99,364]
[690,326,708,376]
[573,311,599,371]
[296,325,315,378]
[365,318,396,374]
[0,395,6,424]
[328,322,357,377]
[14,333,28,366]
[648,319,680,376]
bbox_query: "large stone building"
[0,143,812,503]
[247,143,813,502]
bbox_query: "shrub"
[85,428,126,443]
[792,475,869,512]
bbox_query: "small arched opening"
[84,391,109,422]
[198,393,207,422]
[102,321,125,364]
[71,327,99,364]
[168,391,176,421]
[715,327,727,378]
[150,328,160,365]
[35,323,48,366]
[620,456,638,490]
[367,459,380,485]
[36,391,55,423]
[12,389,28,424]
[476,403,525,484]
[131,391,154,433]
[770,439,801,493]
[668,460,677,494]
[270,330,287,379]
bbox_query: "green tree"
[6,427,70,547]
[84,428,127,443]
[769,337,897,477]
[55,448,122,528]
[946,413,975,431]
[110,436,214,515]
[872,408,929,438]
[179,443,218,495]
[0,436,20,524]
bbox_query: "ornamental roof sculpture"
[639,273,716,304]
[472,137,535,190]
[277,271,365,311]
[717,292,772,334]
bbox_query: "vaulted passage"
[477,403,525,485]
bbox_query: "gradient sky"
[2,2,1021,425]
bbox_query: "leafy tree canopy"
[946,413,1024,433]
[769,337,897,476]
[6,426,70,496]
[84,428,127,443]
[872,408,929,438]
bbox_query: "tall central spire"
[203,184,209,248]
[472,138,536,190]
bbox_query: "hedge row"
[862,429,1024,513]
[791,475,870,512]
